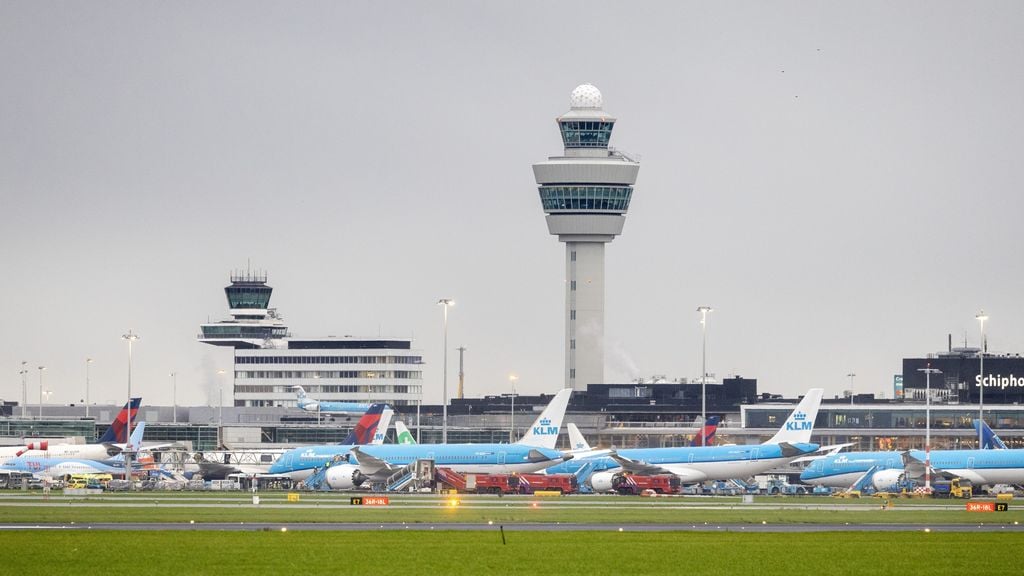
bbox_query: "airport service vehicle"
[611,474,678,495]
[518,473,578,494]
[467,473,520,495]
[292,386,371,416]
[932,478,973,499]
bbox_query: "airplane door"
[498,452,506,466]
[688,453,695,463]
[752,448,759,462]
[967,457,975,470]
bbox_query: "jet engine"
[15,441,48,456]
[590,472,619,493]
[870,469,905,492]
[325,465,367,490]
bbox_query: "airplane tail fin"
[97,398,142,443]
[567,423,592,452]
[341,404,388,445]
[517,388,572,450]
[291,386,314,408]
[371,408,394,445]
[128,421,146,451]
[395,421,417,445]
[975,419,1007,449]
[689,415,721,447]
[764,388,824,445]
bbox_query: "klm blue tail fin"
[98,398,142,443]
[974,419,1007,449]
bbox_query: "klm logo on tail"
[785,411,813,431]
[532,418,558,436]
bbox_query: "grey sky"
[2,2,1023,408]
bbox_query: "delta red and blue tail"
[98,398,142,443]
[690,415,721,447]
[341,403,388,445]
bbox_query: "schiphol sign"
[976,374,1024,390]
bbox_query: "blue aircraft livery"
[269,389,574,488]
[801,446,1024,490]
[548,388,825,492]
[293,386,371,415]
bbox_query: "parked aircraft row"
[8,386,1024,494]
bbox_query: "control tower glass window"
[226,284,272,309]
[539,185,633,212]
[559,121,614,148]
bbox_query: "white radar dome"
[570,84,603,109]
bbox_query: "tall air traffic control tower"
[533,84,640,391]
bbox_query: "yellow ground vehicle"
[66,473,112,489]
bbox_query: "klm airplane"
[801,420,1024,490]
[293,386,371,415]
[546,388,825,491]
[269,389,574,489]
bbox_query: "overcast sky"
[2,1,1023,409]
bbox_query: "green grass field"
[2,531,1022,575]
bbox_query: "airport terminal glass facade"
[539,185,633,212]
[559,121,614,148]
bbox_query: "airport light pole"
[847,373,856,405]
[20,361,28,418]
[217,369,226,448]
[85,358,93,419]
[976,310,988,448]
[121,330,139,486]
[918,364,941,492]
[696,306,712,446]
[508,374,518,443]
[37,366,45,418]
[438,299,454,444]
[170,372,177,424]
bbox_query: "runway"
[3,522,1023,532]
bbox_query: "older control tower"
[533,84,640,390]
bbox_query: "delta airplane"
[0,398,142,465]
[546,388,824,491]
[800,420,1024,490]
[293,386,371,416]
[269,389,574,488]
[1,422,149,480]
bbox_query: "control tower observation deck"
[533,84,640,391]
[199,271,290,348]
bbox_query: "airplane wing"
[789,443,856,464]
[901,451,957,482]
[350,447,397,478]
[609,453,673,476]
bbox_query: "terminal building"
[901,339,1024,405]
[199,271,423,409]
